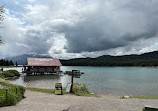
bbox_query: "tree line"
[61,51,158,67]
[0,59,14,66]
[61,57,158,67]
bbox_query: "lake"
[3,66,158,96]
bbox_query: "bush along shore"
[27,83,97,97]
[0,78,25,107]
[72,83,97,97]
[0,70,20,79]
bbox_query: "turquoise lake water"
[4,66,158,96]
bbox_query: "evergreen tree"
[6,60,9,66]
[0,59,14,66]
[9,60,14,66]
[16,61,18,66]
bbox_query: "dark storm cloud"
[57,0,158,53]
[64,23,128,53]
[23,28,51,54]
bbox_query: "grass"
[26,87,54,93]
[26,83,97,97]
[0,78,25,107]
[131,96,158,99]
[0,74,5,79]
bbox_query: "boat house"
[23,58,62,75]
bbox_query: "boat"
[64,70,84,77]
[73,70,81,78]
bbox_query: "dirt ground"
[1,90,158,111]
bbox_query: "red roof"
[26,58,62,66]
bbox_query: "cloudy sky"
[0,0,158,59]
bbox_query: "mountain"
[140,51,158,57]
[61,50,158,66]
[5,50,158,66]
[6,54,52,65]
[97,55,112,58]
[98,51,158,59]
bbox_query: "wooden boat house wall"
[23,58,62,75]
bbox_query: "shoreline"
[25,86,158,99]
[10,78,158,98]
[1,77,158,100]
[1,90,158,111]
[1,65,158,68]
[2,66,158,98]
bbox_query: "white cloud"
[15,43,30,48]
[28,0,36,3]
[24,5,50,24]
[0,9,27,57]
[0,0,158,59]
[48,34,67,55]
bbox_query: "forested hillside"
[61,51,158,66]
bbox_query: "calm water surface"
[4,66,158,96]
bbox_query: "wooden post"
[6,89,8,101]
[24,66,26,71]
[70,70,74,93]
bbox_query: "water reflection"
[3,67,23,72]
[24,75,61,89]
[3,67,72,89]
[24,75,60,82]
[18,74,71,89]
[3,66,158,96]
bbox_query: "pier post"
[70,70,74,93]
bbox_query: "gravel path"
[1,90,158,111]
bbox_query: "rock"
[145,105,158,111]
[123,96,130,98]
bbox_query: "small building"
[23,58,62,75]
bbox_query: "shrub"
[0,78,25,107]
[0,86,25,107]
[71,83,97,96]
[73,83,89,93]
[8,70,20,76]
[0,73,5,78]
[0,70,20,78]
[18,86,25,98]
[2,71,15,77]
[5,93,17,106]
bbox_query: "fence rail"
[0,86,18,105]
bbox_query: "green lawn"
[26,87,54,93]
[26,83,98,97]
[0,78,25,107]
[131,96,158,99]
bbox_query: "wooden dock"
[23,58,62,76]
